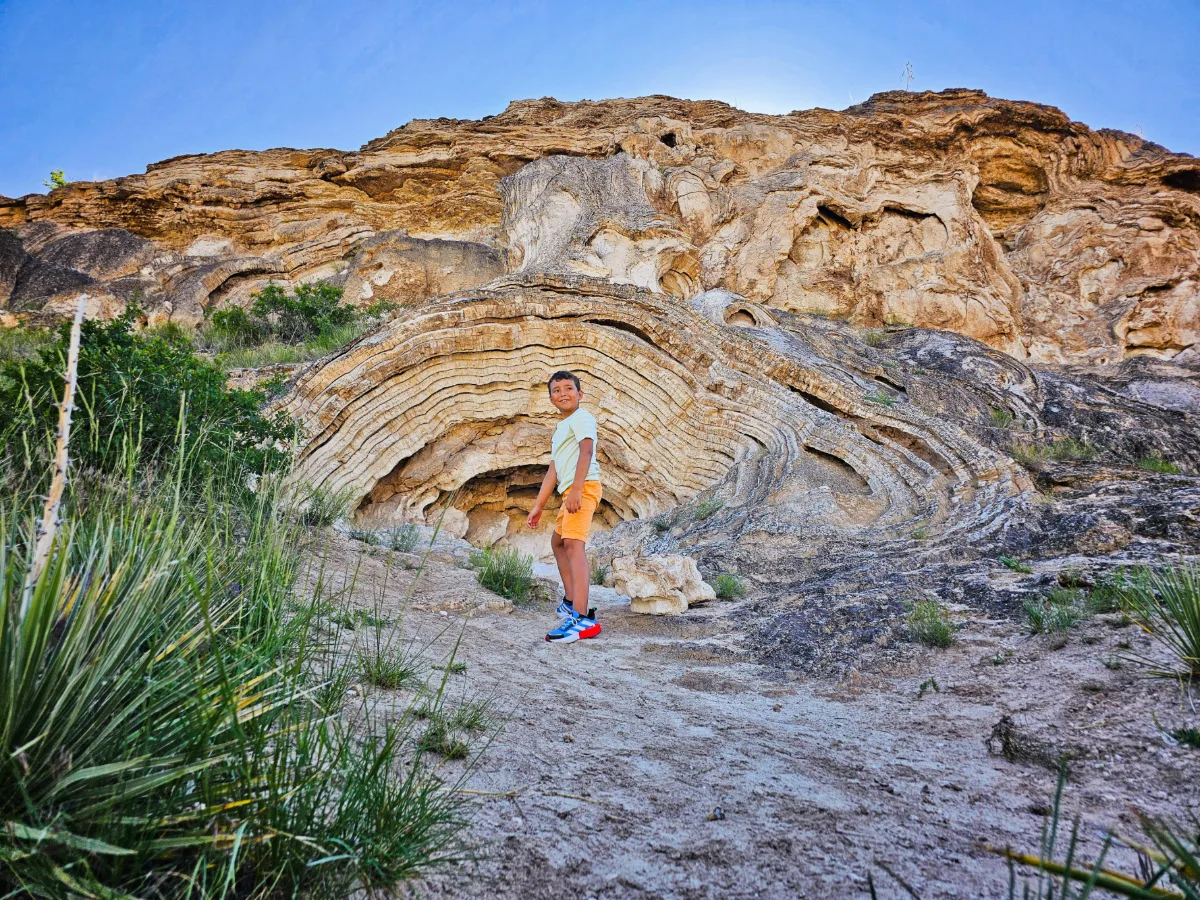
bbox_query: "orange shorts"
[555,481,603,542]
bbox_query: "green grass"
[651,510,683,534]
[989,407,1015,428]
[999,555,1033,574]
[976,771,1200,900]
[0,323,54,363]
[361,643,420,689]
[713,573,747,600]
[1024,588,1086,635]
[298,483,357,526]
[863,329,887,348]
[216,322,365,369]
[590,561,609,585]
[911,525,929,541]
[694,498,724,520]
[469,546,535,605]
[1137,455,1183,474]
[432,661,468,675]
[906,599,955,648]
[1010,437,1098,468]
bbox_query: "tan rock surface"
[3,90,1199,361]
[610,553,716,615]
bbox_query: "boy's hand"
[564,486,583,513]
[526,506,542,529]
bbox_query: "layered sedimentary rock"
[3,90,1198,362]
[284,273,1031,562]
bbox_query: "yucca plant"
[1116,565,1200,678]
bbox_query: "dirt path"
[310,536,1198,899]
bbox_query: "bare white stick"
[22,295,87,615]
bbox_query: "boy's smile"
[550,379,582,417]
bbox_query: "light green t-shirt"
[551,408,601,494]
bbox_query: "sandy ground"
[304,534,1199,899]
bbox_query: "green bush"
[250,281,358,342]
[0,306,294,487]
[207,304,264,348]
[388,523,422,552]
[713,573,747,600]
[907,598,954,648]
[694,498,724,520]
[470,546,535,604]
[864,389,896,408]
[350,528,382,546]
[590,561,609,585]
[1010,437,1097,468]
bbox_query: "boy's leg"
[550,529,572,608]
[563,538,590,617]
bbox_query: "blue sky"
[2,0,1197,198]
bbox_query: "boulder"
[611,554,716,615]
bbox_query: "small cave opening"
[724,308,758,327]
[1163,169,1200,193]
[420,464,627,561]
[660,132,678,148]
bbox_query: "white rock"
[611,554,715,615]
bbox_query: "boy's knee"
[564,538,586,553]
[550,531,565,549]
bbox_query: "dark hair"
[547,370,581,394]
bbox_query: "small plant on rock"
[1024,588,1084,636]
[907,598,954,648]
[470,546,535,605]
[694,498,724,520]
[864,389,896,408]
[590,561,609,586]
[713,574,747,600]
[989,407,1015,428]
[361,644,419,690]
[999,555,1033,574]
[1138,455,1183,474]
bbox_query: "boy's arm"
[563,438,593,513]
[526,462,557,529]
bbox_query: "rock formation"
[3,90,1198,363]
[4,89,1199,666]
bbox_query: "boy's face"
[549,377,582,415]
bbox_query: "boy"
[526,370,603,643]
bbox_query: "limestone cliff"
[3,90,1198,364]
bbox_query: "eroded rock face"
[3,90,1198,362]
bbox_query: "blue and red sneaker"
[546,612,602,643]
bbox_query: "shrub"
[350,527,382,546]
[0,323,54,363]
[470,546,535,605]
[207,304,264,348]
[590,561,609,585]
[713,573,747,599]
[1138,455,1183,474]
[0,305,294,486]
[863,329,887,348]
[299,483,356,526]
[250,281,358,342]
[907,598,954,648]
[989,407,1014,428]
[388,523,422,552]
[1113,564,1200,678]
[694,498,724,520]
[1,456,471,897]
[999,555,1033,574]
[216,322,365,370]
